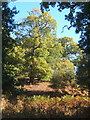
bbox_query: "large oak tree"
[15,8,58,83]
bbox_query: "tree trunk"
[30,76,34,84]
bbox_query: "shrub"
[51,58,75,90]
[2,95,90,118]
[51,70,75,90]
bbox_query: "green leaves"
[14,9,83,85]
[41,2,90,89]
[51,58,75,89]
[57,37,82,65]
[15,9,57,83]
[2,2,19,92]
[16,9,57,40]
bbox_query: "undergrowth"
[2,94,90,118]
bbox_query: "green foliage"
[3,7,80,87]
[2,4,84,91]
[57,37,83,66]
[51,58,75,90]
[40,2,90,90]
[15,8,57,83]
[41,2,90,53]
[76,54,90,89]
[46,41,63,70]
[2,2,19,92]
[6,46,26,76]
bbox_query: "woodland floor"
[22,82,54,91]
[18,81,89,97]
[2,82,90,118]
[19,82,61,97]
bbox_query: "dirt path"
[22,82,55,92]
[20,82,89,97]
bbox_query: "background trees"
[57,37,82,67]
[51,58,75,90]
[15,9,80,86]
[2,2,18,92]
[2,2,86,93]
[40,2,90,89]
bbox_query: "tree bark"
[29,76,34,84]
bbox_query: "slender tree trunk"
[29,76,34,84]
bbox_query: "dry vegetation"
[2,82,90,118]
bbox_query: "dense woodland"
[2,1,90,119]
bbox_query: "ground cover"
[2,82,90,118]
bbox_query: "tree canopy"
[2,2,18,92]
[40,2,90,89]
[15,8,57,83]
[2,3,86,93]
[41,2,90,54]
[14,9,81,85]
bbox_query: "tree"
[15,8,57,84]
[40,2,90,89]
[57,37,83,67]
[51,58,75,90]
[51,37,82,90]
[76,54,89,88]
[46,41,63,70]
[6,46,26,77]
[2,2,18,92]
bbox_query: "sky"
[9,1,81,43]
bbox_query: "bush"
[51,58,75,90]
[2,73,17,94]
[51,70,75,90]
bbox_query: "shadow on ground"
[14,81,64,97]
[20,90,63,97]
[2,81,90,119]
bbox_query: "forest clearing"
[2,1,90,119]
